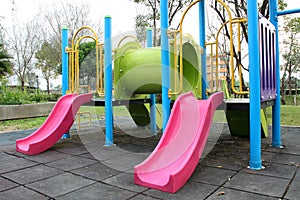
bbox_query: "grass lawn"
[0,97,299,133]
[265,105,300,126]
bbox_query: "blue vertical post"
[62,28,69,96]
[147,29,157,134]
[61,28,70,139]
[199,0,207,100]
[269,0,282,148]
[160,0,171,131]
[247,0,263,170]
[104,16,114,146]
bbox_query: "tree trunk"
[21,79,25,91]
[46,79,50,94]
[281,76,286,105]
[152,6,157,47]
[288,71,292,96]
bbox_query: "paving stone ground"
[0,117,299,200]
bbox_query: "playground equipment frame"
[60,0,300,170]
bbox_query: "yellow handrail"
[207,17,248,95]
[168,30,180,95]
[224,18,248,95]
[97,43,105,96]
[117,35,139,48]
[67,26,103,95]
[77,111,92,131]
[168,0,201,96]
[206,41,217,92]
[168,0,233,97]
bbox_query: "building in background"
[206,54,228,89]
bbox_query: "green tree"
[37,2,101,74]
[78,41,97,90]
[0,43,12,79]
[135,14,151,47]
[8,20,39,90]
[132,0,193,46]
[35,41,59,94]
[281,17,300,104]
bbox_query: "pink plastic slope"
[16,93,92,155]
[134,91,224,193]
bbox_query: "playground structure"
[15,0,300,194]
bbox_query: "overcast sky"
[1,0,299,89]
[2,0,298,36]
[0,0,140,34]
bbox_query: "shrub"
[0,81,60,105]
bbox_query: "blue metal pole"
[269,0,282,148]
[160,0,171,131]
[61,28,70,139]
[247,0,262,170]
[62,28,69,96]
[104,16,114,146]
[147,29,157,134]
[199,0,207,100]
[277,8,300,16]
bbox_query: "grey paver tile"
[0,176,18,192]
[242,162,297,179]
[84,147,129,162]
[0,152,19,162]
[103,153,148,171]
[26,172,95,198]
[55,182,136,200]
[103,172,147,193]
[285,169,300,200]
[273,153,300,166]
[45,155,97,171]
[71,162,120,181]
[0,157,38,174]
[55,144,89,155]
[224,172,290,197]
[23,150,70,163]
[129,194,161,200]
[0,186,48,200]
[200,154,248,171]
[191,166,236,186]
[0,144,15,151]
[2,164,63,184]
[207,187,278,200]
[143,181,217,200]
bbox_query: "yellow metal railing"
[168,30,180,96]
[117,35,139,48]
[168,0,233,97]
[168,0,202,96]
[97,43,105,96]
[76,111,92,131]
[206,41,218,92]
[206,14,248,95]
[67,26,104,96]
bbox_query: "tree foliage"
[37,2,101,74]
[132,0,193,46]
[0,43,13,78]
[35,42,60,94]
[78,41,97,90]
[8,20,39,90]
[281,17,300,104]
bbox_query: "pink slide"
[16,93,92,155]
[134,92,224,193]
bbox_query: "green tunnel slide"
[113,34,202,126]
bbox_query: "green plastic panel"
[114,34,202,101]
